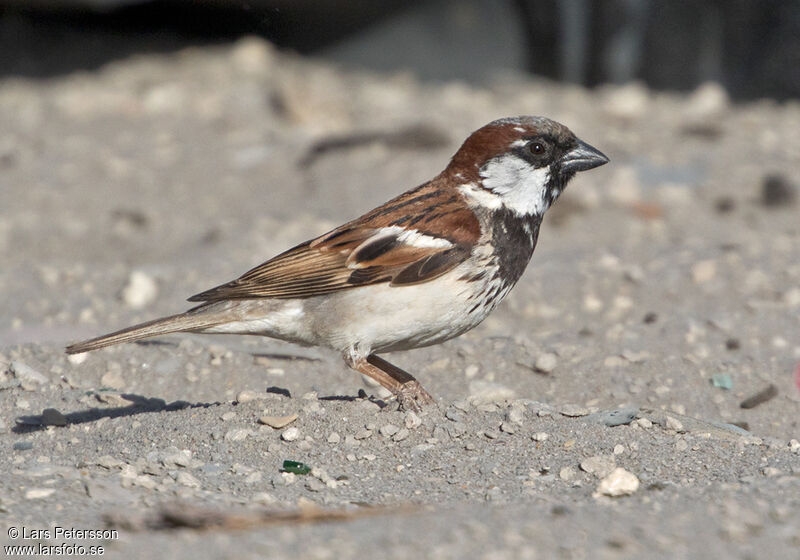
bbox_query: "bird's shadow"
[12,394,223,434]
[12,388,389,434]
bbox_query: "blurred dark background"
[1,0,798,100]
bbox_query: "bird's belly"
[198,262,512,354]
[305,264,508,353]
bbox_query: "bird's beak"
[560,140,609,173]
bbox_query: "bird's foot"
[393,380,436,412]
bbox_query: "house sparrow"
[67,116,608,410]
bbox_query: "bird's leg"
[344,351,435,411]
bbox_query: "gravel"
[0,36,799,559]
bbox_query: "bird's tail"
[65,309,222,354]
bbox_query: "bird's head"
[448,116,608,217]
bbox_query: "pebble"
[740,384,778,409]
[559,404,589,417]
[761,173,796,207]
[464,364,479,378]
[530,353,558,374]
[11,361,49,386]
[595,468,640,497]
[121,270,158,308]
[711,373,733,390]
[447,423,467,439]
[404,411,422,429]
[259,413,299,429]
[691,260,717,284]
[665,416,685,432]
[636,418,653,429]
[236,390,261,403]
[586,407,639,427]
[445,408,466,423]
[96,455,124,469]
[380,424,400,437]
[580,456,616,478]
[25,488,55,500]
[67,352,87,365]
[788,439,800,453]
[245,471,262,484]
[532,432,549,442]
[559,466,576,481]
[613,444,625,455]
[354,428,372,440]
[41,408,67,427]
[506,404,525,424]
[14,441,34,451]
[221,412,236,421]
[499,422,515,434]
[281,427,300,442]
[224,428,252,442]
[393,428,410,442]
[176,472,201,488]
[163,449,193,468]
[484,429,501,440]
[327,432,340,444]
[101,370,126,391]
[675,439,689,451]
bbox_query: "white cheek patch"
[479,154,551,216]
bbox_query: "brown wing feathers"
[188,180,481,302]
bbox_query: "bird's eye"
[530,142,545,155]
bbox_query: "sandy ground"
[1,38,799,559]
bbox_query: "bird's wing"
[187,225,471,302]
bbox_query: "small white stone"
[236,390,260,403]
[281,427,300,442]
[596,468,640,497]
[224,429,252,442]
[380,424,400,437]
[636,418,653,429]
[692,260,717,284]
[534,353,558,373]
[392,428,410,442]
[327,432,340,444]
[789,439,800,453]
[11,361,49,385]
[176,472,201,488]
[583,294,604,313]
[532,432,549,442]
[784,288,800,307]
[404,411,422,429]
[665,416,684,432]
[559,466,576,481]
[67,353,87,365]
[121,270,158,309]
[613,444,625,455]
[101,370,126,391]
[25,488,55,500]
